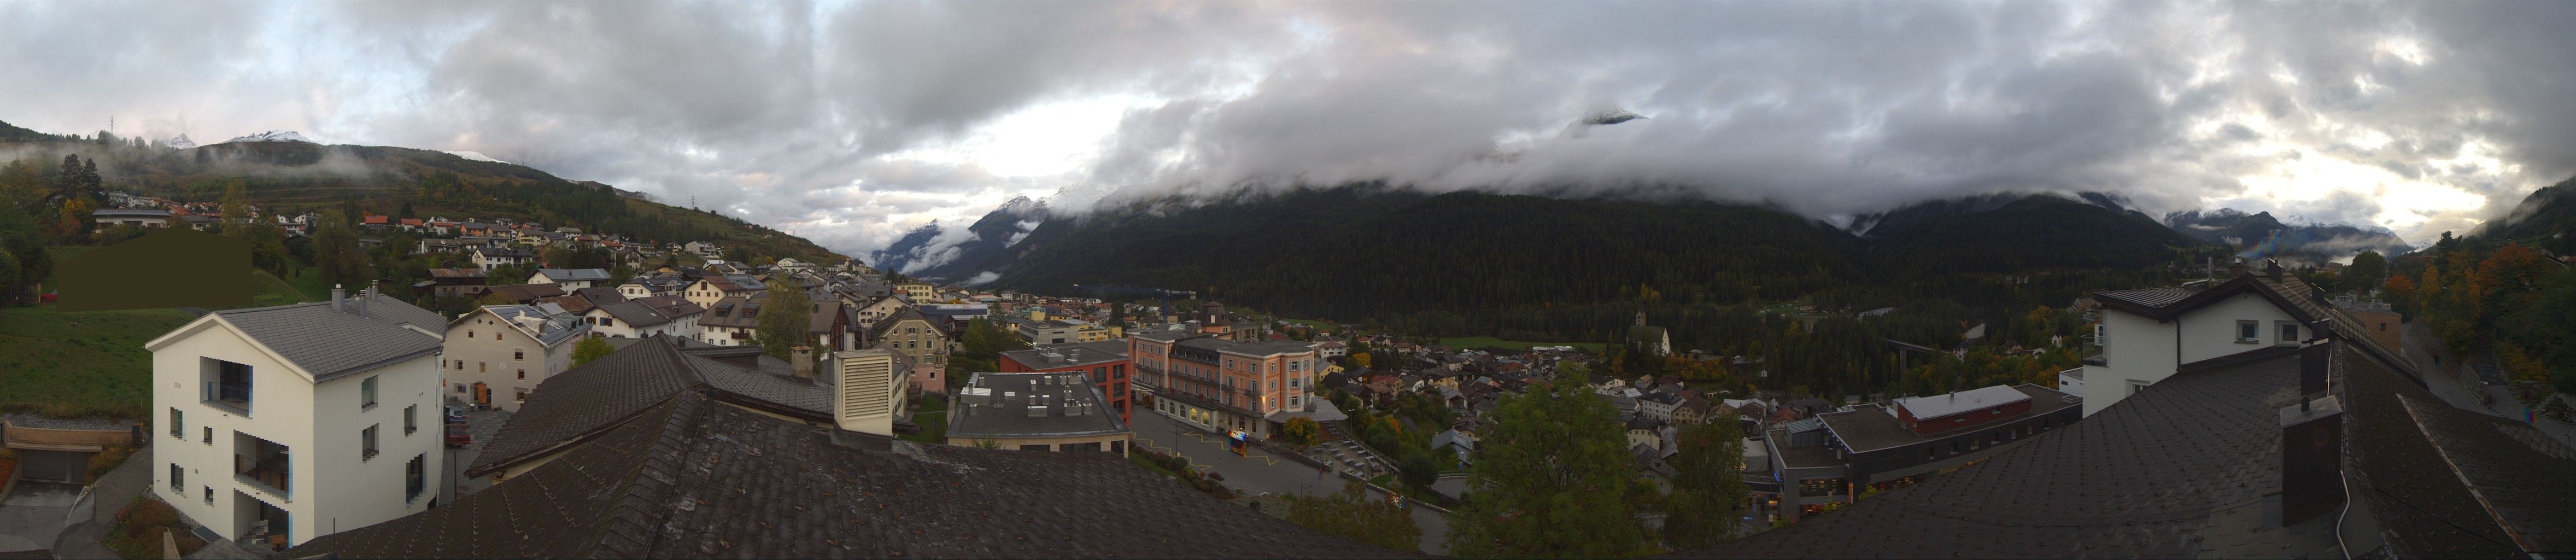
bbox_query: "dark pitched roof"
[464,336,704,475]
[867,306,930,340]
[592,300,674,328]
[484,283,567,303]
[294,392,1418,559]
[195,293,444,381]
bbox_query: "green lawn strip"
[0,302,194,420]
[1432,336,1607,352]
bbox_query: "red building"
[998,340,1133,424]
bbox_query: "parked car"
[444,407,467,424]
[445,423,471,447]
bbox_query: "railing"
[203,382,251,415]
[235,454,291,502]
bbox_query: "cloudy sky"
[4,1,2572,258]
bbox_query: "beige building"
[443,305,590,411]
[870,307,948,372]
[946,371,1131,453]
[895,282,937,301]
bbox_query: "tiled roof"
[536,268,612,282]
[484,283,567,303]
[473,305,589,347]
[205,293,443,381]
[2094,285,2203,307]
[466,335,848,476]
[294,392,1417,559]
[593,301,674,328]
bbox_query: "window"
[171,464,183,492]
[169,408,183,438]
[467,330,473,338]
[205,486,213,505]
[516,388,528,402]
[406,454,427,502]
[1020,444,1052,451]
[405,405,418,435]
[517,370,526,380]
[203,427,212,444]
[362,424,380,460]
[361,376,379,410]
[2235,320,2261,343]
[514,350,525,360]
[2278,322,2300,345]
[455,383,467,393]
[454,360,465,370]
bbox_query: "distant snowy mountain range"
[218,130,314,144]
[165,134,196,149]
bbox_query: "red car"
[445,423,471,447]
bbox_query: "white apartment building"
[145,288,447,547]
[2079,264,2346,416]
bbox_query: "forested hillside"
[0,120,846,264]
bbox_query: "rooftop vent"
[1026,405,1050,418]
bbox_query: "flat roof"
[1822,384,2077,453]
[1895,384,2032,419]
[947,372,1128,439]
[999,340,1130,369]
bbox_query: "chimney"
[792,346,816,380]
[2229,257,2247,277]
[331,284,346,311]
[2265,259,2285,279]
[358,285,373,317]
[2279,330,2344,527]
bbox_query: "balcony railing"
[235,454,291,502]
[203,382,251,415]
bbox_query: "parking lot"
[440,400,513,502]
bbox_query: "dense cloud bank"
[3,2,2572,256]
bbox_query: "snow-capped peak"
[446,150,508,164]
[166,134,196,149]
[220,130,314,144]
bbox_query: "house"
[946,371,1131,453]
[808,300,852,352]
[1431,429,1477,465]
[1126,330,1325,439]
[146,287,447,547]
[91,208,171,231]
[424,269,489,299]
[895,282,937,301]
[868,307,949,375]
[529,268,612,290]
[1312,339,1347,358]
[698,295,761,346]
[683,241,721,258]
[582,296,704,341]
[844,293,914,329]
[443,305,592,411]
[2076,261,2401,417]
[397,218,424,232]
[681,273,766,308]
[471,247,537,270]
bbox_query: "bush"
[1397,451,1440,488]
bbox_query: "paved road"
[441,401,513,504]
[2401,323,2576,446]
[1130,411,1450,555]
[0,482,79,554]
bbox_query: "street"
[440,401,513,505]
[2400,322,2576,446]
[1129,411,1451,555]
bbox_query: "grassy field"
[1430,336,1607,352]
[900,394,950,444]
[0,302,195,419]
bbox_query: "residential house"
[443,305,591,411]
[895,282,936,301]
[528,269,612,290]
[698,295,760,347]
[2076,261,2394,417]
[424,269,489,299]
[683,241,721,258]
[582,297,704,341]
[868,307,949,375]
[91,208,171,231]
[681,273,766,308]
[1129,330,1324,439]
[471,247,537,270]
[147,288,446,546]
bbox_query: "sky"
[4,1,2573,259]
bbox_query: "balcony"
[233,433,291,503]
[203,382,251,416]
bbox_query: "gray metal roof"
[477,305,591,347]
[536,268,613,282]
[591,301,674,328]
[212,293,444,381]
[947,371,1127,439]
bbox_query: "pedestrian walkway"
[51,441,153,560]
